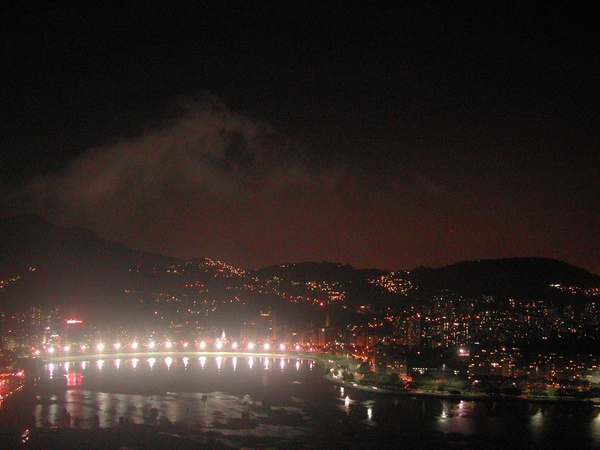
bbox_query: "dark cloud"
[18,95,341,217]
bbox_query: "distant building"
[374,343,408,377]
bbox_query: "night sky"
[1,3,598,273]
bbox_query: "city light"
[96,343,104,351]
[199,341,206,349]
[147,341,155,349]
[247,343,255,350]
[231,342,238,349]
[165,341,172,349]
[63,345,70,352]
[263,343,270,351]
[114,343,121,350]
[131,342,138,350]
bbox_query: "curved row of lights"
[43,342,303,354]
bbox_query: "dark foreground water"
[5,356,600,449]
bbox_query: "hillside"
[1,215,599,324]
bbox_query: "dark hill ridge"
[0,215,599,318]
[408,258,600,300]
[256,261,387,283]
[0,215,182,315]
[0,214,179,272]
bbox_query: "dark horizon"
[2,4,598,274]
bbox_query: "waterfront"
[4,355,600,449]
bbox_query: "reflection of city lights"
[232,357,237,371]
[280,358,285,370]
[147,341,155,349]
[115,359,121,369]
[183,357,189,368]
[367,407,373,421]
[97,360,104,370]
[64,362,70,372]
[199,341,206,349]
[216,356,222,370]
[165,357,173,369]
[248,343,255,350]
[131,358,138,369]
[81,361,87,370]
[296,360,300,371]
[199,357,206,369]
[96,343,104,351]
[148,358,156,369]
[131,342,138,350]
[264,357,270,370]
[249,357,254,369]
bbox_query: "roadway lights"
[199,341,206,349]
[165,341,172,349]
[263,343,270,351]
[80,345,87,351]
[295,345,301,351]
[96,343,104,351]
[216,341,223,350]
[48,347,55,354]
[114,343,121,350]
[279,343,286,351]
[63,345,70,352]
[247,343,255,350]
[147,341,155,349]
[131,342,138,350]
[231,342,238,349]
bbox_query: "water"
[19,356,600,448]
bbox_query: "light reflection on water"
[36,356,315,430]
[33,357,600,449]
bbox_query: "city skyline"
[2,4,598,274]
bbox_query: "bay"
[15,356,600,449]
